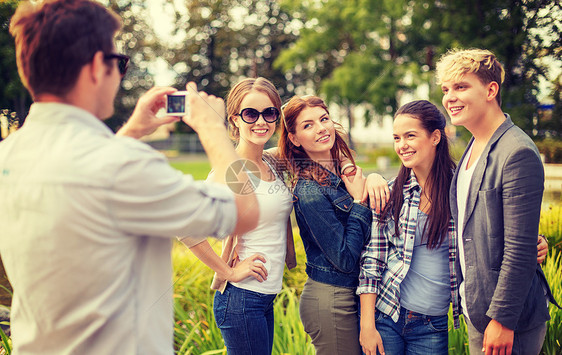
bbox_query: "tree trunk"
[346,104,355,151]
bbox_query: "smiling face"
[233,90,277,147]
[441,72,497,131]
[393,114,440,177]
[288,106,335,162]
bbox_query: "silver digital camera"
[166,91,189,116]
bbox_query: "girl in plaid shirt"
[358,100,460,355]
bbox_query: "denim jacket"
[293,169,372,288]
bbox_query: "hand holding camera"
[117,86,180,139]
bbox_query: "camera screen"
[167,95,186,114]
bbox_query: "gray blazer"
[450,114,553,333]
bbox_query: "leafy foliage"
[275,0,562,139]
[541,248,562,355]
[167,0,301,97]
[0,0,32,122]
[104,0,166,131]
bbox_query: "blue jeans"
[373,308,448,355]
[213,283,277,355]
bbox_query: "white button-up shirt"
[0,103,236,354]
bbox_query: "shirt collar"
[403,169,421,195]
[323,164,342,187]
[27,102,115,137]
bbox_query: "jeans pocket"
[375,310,385,322]
[427,314,448,332]
[213,289,230,327]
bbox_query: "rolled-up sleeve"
[107,148,237,241]
[357,212,391,295]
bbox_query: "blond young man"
[437,48,558,355]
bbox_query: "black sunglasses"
[104,53,130,76]
[237,107,280,124]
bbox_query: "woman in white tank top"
[181,78,295,355]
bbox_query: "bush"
[540,204,562,251]
[536,139,562,164]
[542,249,562,355]
[172,241,226,354]
[361,146,401,167]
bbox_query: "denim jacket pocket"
[333,194,353,212]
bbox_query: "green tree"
[105,0,165,131]
[275,0,562,140]
[411,0,562,137]
[0,0,32,130]
[168,0,300,95]
[275,0,416,147]
[161,0,301,134]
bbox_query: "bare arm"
[359,293,385,355]
[182,82,259,236]
[186,239,268,282]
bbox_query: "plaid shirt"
[357,171,460,328]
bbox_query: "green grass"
[170,160,211,180]
[542,248,562,355]
[540,204,562,250]
[170,200,562,355]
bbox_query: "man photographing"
[0,0,258,354]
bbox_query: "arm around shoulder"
[231,192,259,236]
[181,82,259,236]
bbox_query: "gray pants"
[299,278,361,355]
[466,317,547,355]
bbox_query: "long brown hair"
[278,95,355,186]
[381,100,456,249]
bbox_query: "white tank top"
[231,159,293,294]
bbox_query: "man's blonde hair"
[436,48,505,106]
